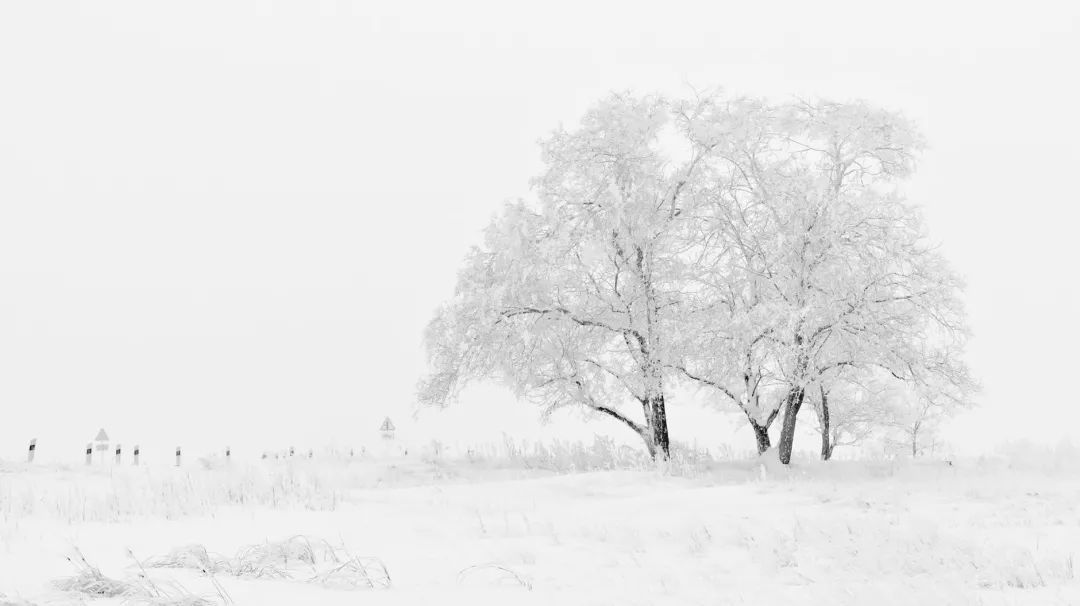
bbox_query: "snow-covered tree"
[679,96,974,463]
[420,91,974,465]
[879,373,966,458]
[807,371,897,460]
[885,399,946,458]
[419,93,721,459]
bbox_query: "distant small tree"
[807,372,898,460]
[883,388,950,458]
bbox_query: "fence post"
[134,444,140,466]
[28,439,36,464]
[175,446,181,467]
[115,444,122,465]
[85,443,93,465]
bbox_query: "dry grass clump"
[129,549,234,605]
[50,548,232,606]
[141,544,230,575]
[51,549,130,597]
[141,535,391,590]
[308,556,392,589]
[231,535,339,577]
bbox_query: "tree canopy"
[419,90,974,463]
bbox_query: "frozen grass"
[230,535,339,575]
[457,564,534,591]
[0,438,718,524]
[307,556,392,590]
[50,548,232,605]
[0,461,354,522]
[442,435,724,475]
[51,548,130,598]
[2,439,1079,605]
[142,545,231,575]
[142,536,391,590]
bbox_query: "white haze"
[0,0,1078,463]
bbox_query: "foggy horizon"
[2,0,1078,464]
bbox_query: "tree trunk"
[633,240,669,462]
[750,421,771,455]
[819,387,833,461]
[648,394,670,460]
[778,387,806,465]
[640,431,657,459]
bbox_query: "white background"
[1,0,1077,463]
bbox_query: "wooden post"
[28,439,36,464]
[226,446,231,461]
[175,446,181,467]
[115,444,122,465]
[85,443,93,465]
[133,445,140,466]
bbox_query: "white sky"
[1,0,1078,463]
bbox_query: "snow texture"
[1,448,1077,605]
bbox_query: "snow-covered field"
[1,449,1077,605]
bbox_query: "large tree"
[761,100,973,464]
[420,91,973,465]
[419,93,720,459]
[677,96,973,463]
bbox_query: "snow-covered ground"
[1,450,1077,605]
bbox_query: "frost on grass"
[141,545,230,575]
[51,549,129,598]
[51,548,231,605]
[142,536,391,590]
[307,557,392,590]
[231,535,339,576]
[457,564,534,591]
[7,449,1080,605]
